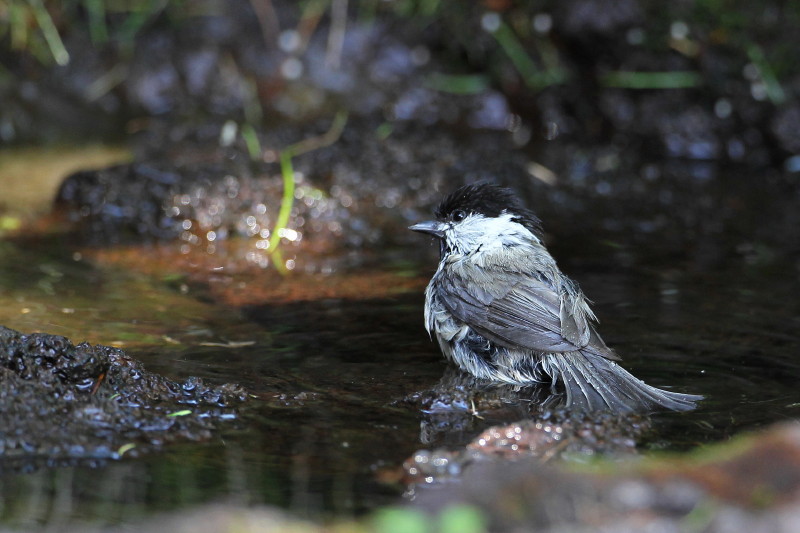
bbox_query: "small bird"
[410,183,702,413]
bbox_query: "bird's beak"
[409,220,446,239]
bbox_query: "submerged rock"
[400,368,647,487]
[402,410,645,486]
[403,367,648,447]
[0,326,247,470]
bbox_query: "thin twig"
[249,0,280,48]
[326,0,348,69]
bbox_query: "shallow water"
[1,206,798,528]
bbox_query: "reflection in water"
[1,445,256,530]
[407,367,566,446]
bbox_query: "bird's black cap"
[434,183,542,236]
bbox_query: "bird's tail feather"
[540,351,702,413]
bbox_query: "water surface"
[1,215,798,528]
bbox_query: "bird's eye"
[451,209,466,222]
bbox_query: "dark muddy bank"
[0,325,247,470]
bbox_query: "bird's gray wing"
[436,269,585,353]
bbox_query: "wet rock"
[55,164,186,243]
[0,326,247,470]
[467,412,642,459]
[411,421,800,533]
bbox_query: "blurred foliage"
[2,0,70,64]
[0,0,190,64]
[371,504,487,533]
[372,508,429,533]
[3,0,799,89]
